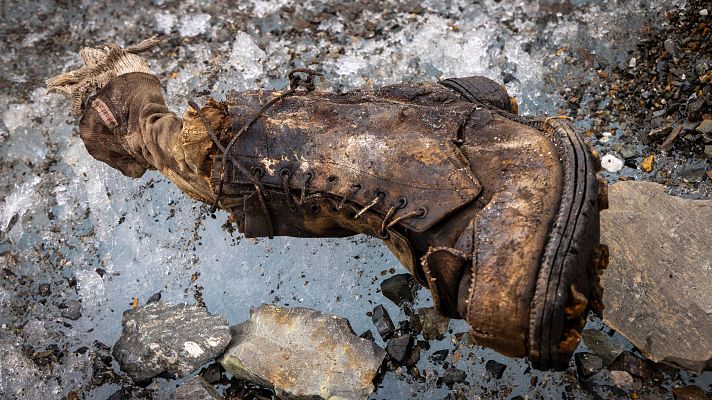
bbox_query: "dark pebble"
[441,367,467,387]
[359,330,375,342]
[38,283,51,296]
[386,334,413,364]
[62,300,82,321]
[575,352,603,379]
[380,274,417,306]
[200,363,223,384]
[107,388,127,400]
[371,304,396,340]
[430,349,449,363]
[147,292,161,304]
[608,351,656,380]
[485,359,507,379]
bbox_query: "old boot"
[54,47,604,370]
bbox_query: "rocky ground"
[1,0,711,399]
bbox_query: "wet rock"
[417,307,449,341]
[61,300,82,321]
[386,334,413,364]
[175,376,223,400]
[219,304,385,400]
[601,154,624,172]
[609,351,657,380]
[372,304,396,340]
[201,363,223,384]
[581,330,624,365]
[575,352,603,379]
[380,274,417,306]
[608,370,635,390]
[672,385,709,400]
[112,303,231,382]
[485,360,507,379]
[441,367,467,387]
[107,388,128,400]
[601,182,712,372]
[430,349,449,363]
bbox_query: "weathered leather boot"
[50,43,606,369]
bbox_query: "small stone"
[430,349,449,363]
[62,300,82,321]
[417,307,449,341]
[219,305,385,400]
[696,119,712,135]
[672,385,708,400]
[441,367,467,387]
[619,144,637,160]
[359,330,375,342]
[380,273,417,306]
[372,304,396,340]
[647,126,672,143]
[404,343,421,366]
[574,352,603,379]
[700,8,708,16]
[609,351,656,380]
[38,283,51,296]
[112,303,231,382]
[608,370,634,390]
[601,154,624,173]
[581,330,624,365]
[147,292,162,304]
[386,334,413,364]
[201,363,223,384]
[107,388,127,400]
[641,155,654,172]
[664,38,677,54]
[485,359,507,379]
[705,145,712,158]
[175,376,223,400]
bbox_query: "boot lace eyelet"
[417,207,428,218]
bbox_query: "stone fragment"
[608,351,657,380]
[608,370,634,390]
[201,363,223,384]
[62,300,82,321]
[601,154,624,172]
[219,304,385,400]
[647,126,672,142]
[575,352,603,379]
[372,304,396,340]
[112,303,231,382]
[696,119,712,135]
[380,274,418,306]
[641,155,654,172]
[386,334,413,364]
[417,307,449,341]
[672,385,709,400]
[441,367,467,387]
[485,360,507,379]
[430,349,449,363]
[601,181,712,372]
[581,330,624,366]
[175,376,223,400]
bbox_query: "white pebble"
[700,9,708,16]
[601,154,624,173]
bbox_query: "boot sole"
[528,118,602,370]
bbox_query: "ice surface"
[1,0,710,399]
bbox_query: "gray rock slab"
[175,376,223,400]
[600,181,712,372]
[112,303,231,382]
[219,304,386,400]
